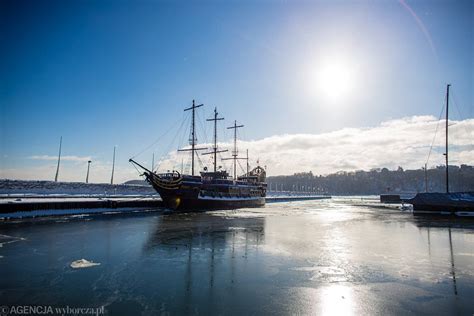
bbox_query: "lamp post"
[54,136,62,182]
[111,146,116,185]
[86,160,92,183]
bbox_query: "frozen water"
[0,198,473,315]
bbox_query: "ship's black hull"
[148,175,266,211]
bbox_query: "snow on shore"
[0,179,155,196]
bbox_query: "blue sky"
[1,0,473,182]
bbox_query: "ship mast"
[151,153,154,172]
[179,100,206,176]
[246,149,249,176]
[445,84,450,193]
[224,120,244,180]
[203,107,227,172]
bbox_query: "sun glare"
[318,64,353,99]
[308,57,357,104]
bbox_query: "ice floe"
[70,259,101,269]
[0,234,26,247]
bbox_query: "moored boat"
[408,84,473,215]
[407,192,474,214]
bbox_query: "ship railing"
[156,171,181,181]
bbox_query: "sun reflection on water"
[318,284,355,316]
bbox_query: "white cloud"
[158,116,474,176]
[2,116,473,182]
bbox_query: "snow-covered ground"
[0,179,156,196]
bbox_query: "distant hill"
[123,179,149,186]
[267,164,474,195]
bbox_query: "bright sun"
[310,58,357,103]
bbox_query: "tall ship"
[130,100,267,210]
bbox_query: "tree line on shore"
[267,164,474,195]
